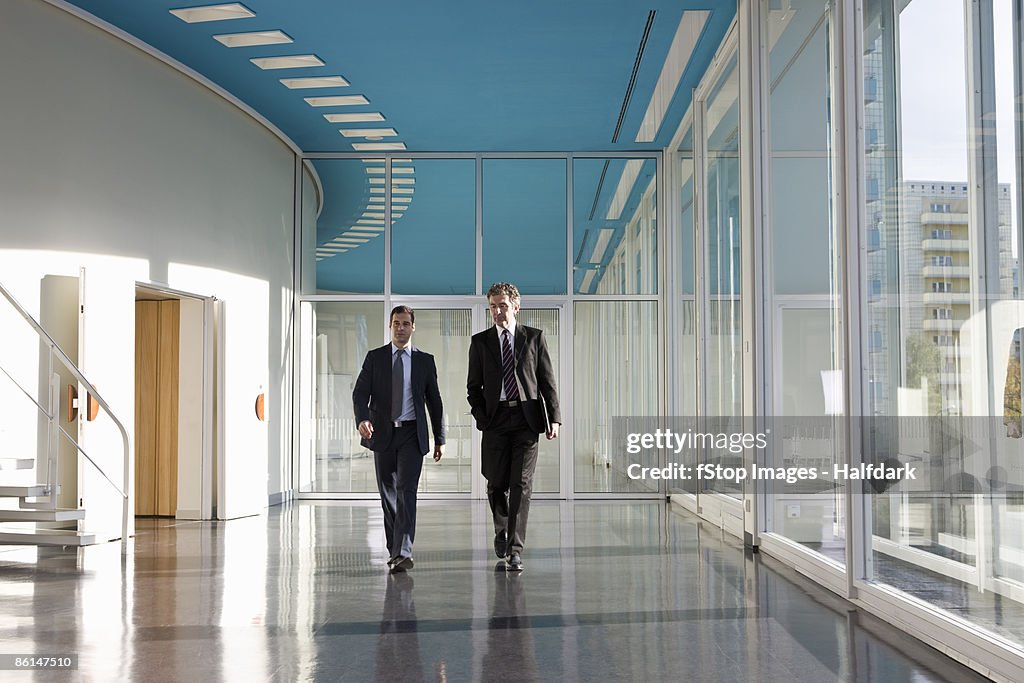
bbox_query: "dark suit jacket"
[467,325,560,434]
[352,344,445,455]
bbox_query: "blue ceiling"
[64,1,735,152]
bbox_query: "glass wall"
[862,0,1024,649]
[703,52,743,498]
[391,159,476,295]
[572,158,658,295]
[308,159,385,294]
[676,126,698,495]
[482,159,567,295]
[573,301,659,493]
[761,0,846,563]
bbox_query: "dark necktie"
[391,349,404,421]
[501,330,519,401]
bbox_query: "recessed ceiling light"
[353,142,407,151]
[326,113,386,123]
[355,222,386,228]
[370,187,415,195]
[339,128,398,138]
[334,238,370,244]
[390,167,415,174]
[213,30,292,47]
[391,196,412,203]
[365,168,386,175]
[344,231,378,238]
[170,3,255,23]
[391,177,415,185]
[251,55,324,70]
[362,212,385,219]
[304,95,369,107]
[369,198,385,204]
[280,76,350,89]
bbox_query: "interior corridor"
[0,501,988,681]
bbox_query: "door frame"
[134,282,216,520]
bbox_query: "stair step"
[0,458,34,471]
[0,508,85,522]
[0,485,47,498]
[0,527,95,546]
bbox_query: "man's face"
[390,312,415,347]
[488,294,519,329]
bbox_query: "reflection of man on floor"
[481,574,537,682]
[375,573,424,682]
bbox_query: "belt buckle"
[508,400,518,407]
[393,420,401,427]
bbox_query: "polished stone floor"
[0,501,992,682]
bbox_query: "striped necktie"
[501,330,519,400]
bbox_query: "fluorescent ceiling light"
[251,55,324,70]
[369,177,416,185]
[213,30,292,48]
[318,247,349,252]
[590,229,615,263]
[344,231,378,238]
[390,166,415,174]
[391,196,412,203]
[340,128,398,138]
[606,160,644,220]
[353,142,407,151]
[369,196,385,202]
[281,76,350,89]
[369,187,415,194]
[580,270,597,292]
[327,113,385,123]
[362,212,385,219]
[170,3,254,23]
[365,168,386,174]
[355,223,386,230]
[305,95,369,107]
[635,11,710,143]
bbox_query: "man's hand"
[358,420,374,439]
[546,422,560,440]
[1008,422,1022,439]
[433,443,445,462]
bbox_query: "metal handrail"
[0,281,130,548]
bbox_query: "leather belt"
[498,400,519,408]
[393,420,416,427]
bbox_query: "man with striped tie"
[467,283,560,571]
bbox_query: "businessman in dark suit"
[467,282,560,571]
[353,305,445,572]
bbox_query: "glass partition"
[482,159,567,294]
[574,301,659,493]
[762,0,846,563]
[391,159,476,295]
[861,0,1024,648]
[703,52,743,498]
[572,158,658,295]
[309,159,385,294]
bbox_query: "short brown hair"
[390,305,415,324]
[486,282,520,303]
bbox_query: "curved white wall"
[0,0,298,530]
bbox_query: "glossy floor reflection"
[0,501,990,682]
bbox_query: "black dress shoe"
[493,530,508,559]
[390,555,414,573]
[505,552,523,571]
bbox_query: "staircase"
[0,281,129,549]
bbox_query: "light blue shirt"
[391,343,415,422]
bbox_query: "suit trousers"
[482,406,539,555]
[373,424,424,559]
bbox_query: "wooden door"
[135,299,179,516]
